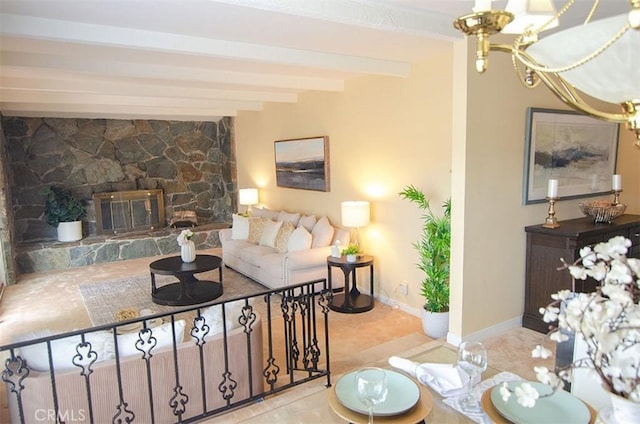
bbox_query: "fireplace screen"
[93,189,165,235]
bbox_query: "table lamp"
[239,188,259,215]
[341,201,370,249]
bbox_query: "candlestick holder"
[542,197,560,229]
[612,189,622,206]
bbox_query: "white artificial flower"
[531,345,552,359]
[579,246,595,267]
[499,382,512,402]
[534,366,560,387]
[514,383,539,408]
[549,330,569,343]
[177,229,194,246]
[540,306,560,323]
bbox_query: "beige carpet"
[78,267,269,326]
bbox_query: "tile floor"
[0,248,547,422]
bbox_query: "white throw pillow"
[231,214,249,240]
[259,220,283,248]
[18,330,111,372]
[288,226,312,252]
[311,216,335,248]
[111,320,186,359]
[275,221,296,253]
[252,207,279,221]
[278,211,301,226]
[298,215,317,232]
[195,300,250,341]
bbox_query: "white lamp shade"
[341,201,370,228]
[502,0,558,34]
[239,188,259,206]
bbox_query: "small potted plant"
[43,186,86,242]
[342,243,360,263]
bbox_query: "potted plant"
[399,185,451,338]
[342,243,360,263]
[43,186,86,242]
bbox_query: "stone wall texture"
[1,116,237,276]
[2,116,237,243]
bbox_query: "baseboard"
[375,293,420,317]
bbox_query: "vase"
[181,240,196,263]
[421,308,449,339]
[346,254,357,263]
[57,220,83,242]
[609,392,640,423]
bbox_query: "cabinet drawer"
[628,226,640,246]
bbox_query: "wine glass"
[354,367,388,424]
[457,341,488,413]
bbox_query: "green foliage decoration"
[399,185,451,313]
[43,186,86,227]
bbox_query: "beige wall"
[451,36,640,339]
[236,36,640,340]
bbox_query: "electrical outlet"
[399,283,408,296]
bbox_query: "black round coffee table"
[149,254,223,306]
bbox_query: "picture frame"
[274,136,330,192]
[523,108,619,204]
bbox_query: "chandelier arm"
[513,23,630,74]
[490,43,629,124]
[584,0,600,25]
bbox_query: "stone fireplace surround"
[2,116,237,276]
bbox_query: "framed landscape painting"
[523,108,619,204]
[274,136,330,192]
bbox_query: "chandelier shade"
[526,14,640,104]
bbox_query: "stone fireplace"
[1,116,238,277]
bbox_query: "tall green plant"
[399,185,451,313]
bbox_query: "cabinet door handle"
[635,233,640,237]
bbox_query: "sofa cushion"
[111,320,186,359]
[311,216,334,248]
[248,217,267,244]
[274,221,296,253]
[240,244,277,267]
[252,207,279,221]
[278,211,301,226]
[259,220,283,248]
[231,214,249,240]
[18,331,112,372]
[288,226,312,252]
[298,215,317,232]
[222,239,254,259]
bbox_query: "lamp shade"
[238,188,258,206]
[341,201,370,228]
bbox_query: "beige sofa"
[7,314,264,423]
[220,208,350,290]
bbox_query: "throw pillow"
[111,320,186,359]
[274,221,296,253]
[252,207,279,221]
[195,299,251,341]
[17,330,111,372]
[247,217,267,244]
[231,214,249,240]
[311,216,335,248]
[288,226,312,252]
[298,215,317,232]
[259,220,283,248]
[278,211,301,226]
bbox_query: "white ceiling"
[0,0,627,121]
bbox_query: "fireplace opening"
[93,189,165,235]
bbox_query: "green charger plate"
[490,381,590,424]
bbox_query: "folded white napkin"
[388,356,469,397]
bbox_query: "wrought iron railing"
[1,279,332,423]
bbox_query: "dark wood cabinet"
[524,214,640,333]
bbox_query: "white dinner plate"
[335,369,420,416]
[490,381,590,424]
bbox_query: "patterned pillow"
[274,221,296,253]
[248,217,267,244]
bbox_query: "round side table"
[327,255,374,313]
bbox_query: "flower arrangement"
[342,243,360,256]
[502,235,640,408]
[177,229,194,246]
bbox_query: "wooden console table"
[524,214,640,333]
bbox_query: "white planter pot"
[57,221,83,242]
[346,254,357,263]
[421,308,449,339]
[181,240,196,263]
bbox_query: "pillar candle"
[547,179,558,198]
[612,174,622,191]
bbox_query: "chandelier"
[454,0,640,146]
